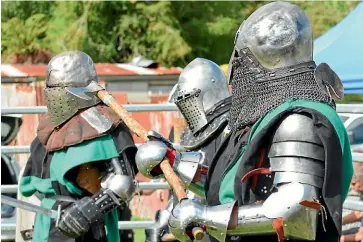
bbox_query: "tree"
[1,1,359,66]
[115,1,191,66]
[1,14,51,64]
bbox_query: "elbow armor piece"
[101,157,136,201]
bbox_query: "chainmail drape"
[229,48,334,133]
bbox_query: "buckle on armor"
[20,228,34,241]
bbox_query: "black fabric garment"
[22,123,137,242]
[205,127,251,206]
[198,123,228,167]
[206,108,343,242]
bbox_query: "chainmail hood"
[229,48,335,133]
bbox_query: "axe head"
[65,81,105,100]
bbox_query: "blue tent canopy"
[314,3,363,94]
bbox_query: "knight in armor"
[136,2,353,242]
[19,51,137,242]
[145,58,231,242]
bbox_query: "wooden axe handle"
[97,90,148,140]
[97,90,204,240]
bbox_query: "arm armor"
[173,152,208,199]
[145,195,179,242]
[101,156,136,201]
[170,114,325,241]
[136,141,208,198]
[57,156,136,238]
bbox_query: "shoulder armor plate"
[271,113,322,145]
[268,113,325,188]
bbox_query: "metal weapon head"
[167,83,180,104]
[44,51,101,128]
[174,58,230,134]
[65,81,105,101]
[227,1,313,83]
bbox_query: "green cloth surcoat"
[20,135,121,242]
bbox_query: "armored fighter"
[19,51,137,242]
[136,2,353,242]
[145,58,232,242]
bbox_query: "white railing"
[2,103,363,240]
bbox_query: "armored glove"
[146,209,175,242]
[169,199,235,242]
[145,195,178,242]
[56,196,105,238]
[57,187,127,238]
[168,199,205,242]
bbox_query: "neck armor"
[174,58,230,135]
[44,51,100,128]
[180,96,231,150]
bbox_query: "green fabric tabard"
[49,134,119,193]
[19,176,55,197]
[219,147,245,204]
[32,134,121,242]
[33,198,56,242]
[105,209,120,242]
[219,99,353,204]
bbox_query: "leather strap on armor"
[272,218,285,242]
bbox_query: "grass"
[132,216,146,242]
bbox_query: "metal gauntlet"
[57,188,122,238]
[169,199,235,242]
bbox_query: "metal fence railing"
[2,103,363,240]
[1,104,178,115]
[2,103,363,115]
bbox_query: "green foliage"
[0,1,358,65]
[45,2,88,54]
[170,1,248,64]
[2,14,48,60]
[338,95,363,104]
[115,2,191,66]
[1,1,54,22]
